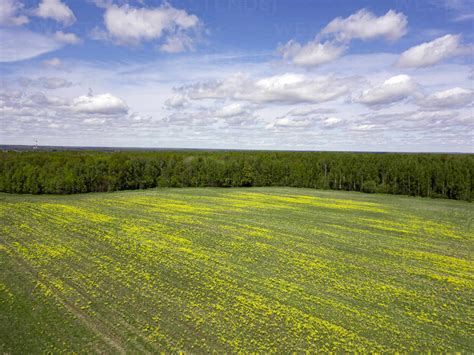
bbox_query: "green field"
[1,188,472,352]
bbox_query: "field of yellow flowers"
[1,187,472,352]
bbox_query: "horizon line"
[1,144,472,155]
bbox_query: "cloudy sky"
[0,0,473,151]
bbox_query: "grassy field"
[0,187,472,352]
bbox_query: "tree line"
[0,150,472,201]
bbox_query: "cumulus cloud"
[279,9,407,67]
[0,0,29,26]
[101,3,201,51]
[321,9,408,42]
[417,87,473,108]
[34,0,76,26]
[177,73,357,104]
[54,31,81,44]
[356,74,419,106]
[72,93,129,115]
[356,108,474,136]
[0,90,66,116]
[253,74,324,103]
[214,103,249,118]
[265,105,344,131]
[397,34,466,68]
[164,94,189,109]
[278,40,346,67]
[250,73,356,103]
[0,86,152,144]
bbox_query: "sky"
[0,0,473,152]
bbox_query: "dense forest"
[0,150,472,201]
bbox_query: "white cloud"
[179,73,357,104]
[214,103,248,118]
[267,116,313,129]
[351,123,377,131]
[54,31,81,44]
[418,87,473,108]
[322,117,343,128]
[128,112,151,122]
[356,108,474,138]
[356,74,419,106]
[0,0,28,26]
[3,50,472,152]
[321,9,407,42]
[397,34,465,68]
[102,3,201,49]
[266,108,344,130]
[48,122,61,129]
[164,94,188,109]
[72,93,129,115]
[249,73,356,103]
[162,101,256,128]
[278,40,346,67]
[84,117,107,125]
[0,86,152,144]
[160,32,195,53]
[34,0,76,26]
[279,9,407,67]
[0,28,61,62]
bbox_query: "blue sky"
[0,0,473,151]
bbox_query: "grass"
[0,187,472,352]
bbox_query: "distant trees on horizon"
[0,150,472,201]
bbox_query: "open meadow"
[0,187,472,352]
